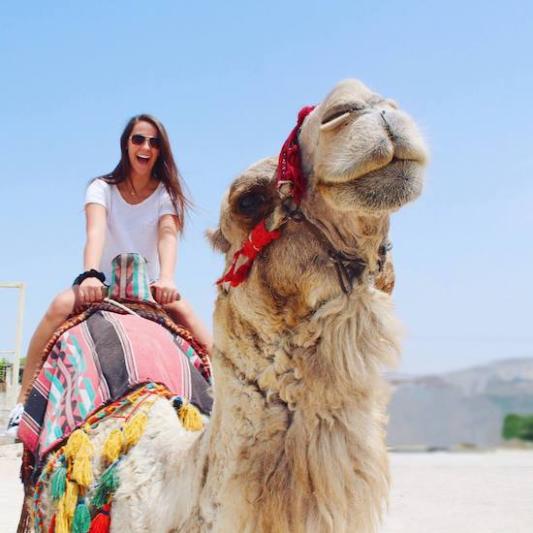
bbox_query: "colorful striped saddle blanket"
[19,254,212,461]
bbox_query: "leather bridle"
[278,198,391,295]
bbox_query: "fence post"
[0,282,25,398]
[12,283,26,396]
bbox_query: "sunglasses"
[130,134,161,149]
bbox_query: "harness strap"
[284,205,367,294]
[276,105,316,204]
[217,220,282,287]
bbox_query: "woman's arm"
[152,214,180,304]
[84,203,107,270]
[76,203,107,309]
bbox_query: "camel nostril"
[380,111,395,142]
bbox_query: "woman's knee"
[46,290,75,320]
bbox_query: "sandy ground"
[383,449,533,533]
[0,443,24,533]
[0,445,532,532]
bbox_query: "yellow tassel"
[55,479,78,533]
[102,429,124,464]
[64,429,87,461]
[70,433,94,488]
[123,412,148,450]
[178,403,203,431]
[55,497,70,533]
[71,447,93,488]
[64,480,79,519]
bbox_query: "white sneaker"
[6,403,24,438]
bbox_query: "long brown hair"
[100,114,191,232]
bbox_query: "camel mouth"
[383,157,425,180]
[353,154,426,181]
[319,158,425,212]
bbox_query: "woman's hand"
[75,277,106,312]
[151,279,180,305]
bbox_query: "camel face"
[211,80,427,318]
[300,79,428,213]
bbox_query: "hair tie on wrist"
[72,269,106,287]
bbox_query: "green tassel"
[91,486,108,510]
[51,464,67,501]
[100,463,119,492]
[91,463,119,509]
[72,501,91,533]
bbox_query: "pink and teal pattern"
[108,253,155,303]
[42,330,98,445]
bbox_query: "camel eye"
[237,192,266,215]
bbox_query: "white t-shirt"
[85,179,177,283]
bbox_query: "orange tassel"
[88,503,111,533]
[48,514,56,533]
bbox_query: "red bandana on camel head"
[217,105,315,288]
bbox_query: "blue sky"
[0,1,531,375]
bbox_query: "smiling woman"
[100,114,189,232]
[89,115,190,286]
[7,114,212,437]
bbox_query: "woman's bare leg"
[164,299,213,354]
[17,288,76,403]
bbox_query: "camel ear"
[206,228,231,253]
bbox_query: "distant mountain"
[387,358,533,448]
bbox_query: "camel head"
[210,79,428,327]
[300,78,427,213]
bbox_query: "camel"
[25,79,427,533]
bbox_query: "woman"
[7,114,212,436]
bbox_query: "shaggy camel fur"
[35,79,427,532]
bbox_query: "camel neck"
[202,289,399,531]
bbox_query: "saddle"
[18,254,212,463]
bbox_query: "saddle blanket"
[19,309,212,460]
